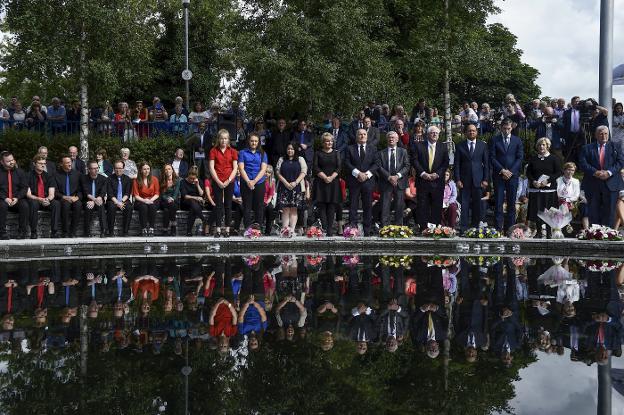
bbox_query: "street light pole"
[599,0,614,127]
[183,0,191,111]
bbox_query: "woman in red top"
[208,129,238,237]
[132,162,160,235]
[209,298,238,355]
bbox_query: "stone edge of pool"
[0,236,620,261]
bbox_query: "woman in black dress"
[527,137,562,237]
[312,133,342,236]
[276,143,308,235]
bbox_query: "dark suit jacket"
[375,146,410,190]
[106,174,133,201]
[583,320,622,351]
[562,107,582,139]
[348,119,366,143]
[72,158,86,174]
[80,174,108,200]
[489,134,523,178]
[344,143,378,186]
[530,119,565,149]
[291,130,314,165]
[100,160,114,177]
[410,307,449,345]
[411,140,449,190]
[366,127,380,149]
[377,308,409,341]
[454,139,489,187]
[579,141,624,193]
[0,167,29,200]
[349,313,377,342]
[55,169,83,198]
[169,159,189,178]
[327,127,349,157]
[266,129,292,165]
[490,316,523,354]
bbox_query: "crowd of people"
[1,93,624,238]
[0,255,621,367]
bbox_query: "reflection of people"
[349,302,376,355]
[209,298,238,355]
[579,126,624,227]
[455,261,488,362]
[377,299,408,353]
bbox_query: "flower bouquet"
[465,256,501,267]
[342,255,360,267]
[423,255,458,268]
[511,256,529,267]
[421,223,456,239]
[577,259,623,273]
[305,255,325,267]
[243,224,262,239]
[280,227,293,238]
[464,226,501,239]
[380,255,413,268]
[343,226,361,239]
[306,226,324,239]
[577,225,623,241]
[537,205,572,239]
[243,255,261,267]
[508,224,536,239]
[379,225,413,238]
[537,260,572,287]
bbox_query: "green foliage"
[0,130,184,170]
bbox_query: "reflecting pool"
[0,255,622,414]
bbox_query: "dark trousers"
[241,182,265,228]
[349,180,374,234]
[588,185,618,227]
[159,198,178,228]
[0,199,29,236]
[214,182,234,227]
[416,187,442,230]
[60,198,83,236]
[82,201,105,236]
[494,177,518,232]
[459,185,482,231]
[106,200,133,235]
[232,201,244,231]
[380,186,404,226]
[181,199,205,235]
[317,202,336,236]
[29,199,60,235]
[264,204,275,234]
[134,200,158,229]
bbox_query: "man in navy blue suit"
[455,124,489,232]
[578,126,624,227]
[530,107,565,160]
[489,120,524,232]
[345,129,378,236]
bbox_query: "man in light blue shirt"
[47,97,66,135]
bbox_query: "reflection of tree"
[0,337,535,414]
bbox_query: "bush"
[0,130,185,170]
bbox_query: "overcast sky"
[488,0,624,104]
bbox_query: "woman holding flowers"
[527,137,562,237]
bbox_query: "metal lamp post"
[182,0,192,111]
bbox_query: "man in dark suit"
[579,126,624,227]
[106,160,133,237]
[327,116,348,159]
[348,110,366,144]
[489,120,524,232]
[454,260,488,362]
[530,107,565,159]
[375,131,410,226]
[291,119,314,170]
[412,125,449,231]
[455,124,489,232]
[81,160,108,237]
[345,128,378,236]
[491,260,522,367]
[0,151,30,239]
[169,147,189,178]
[26,155,60,239]
[363,117,380,149]
[562,96,583,162]
[55,155,83,237]
[349,302,377,355]
[68,146,86,174]
[410,266,447,359]
[266,118,291,167]
[186,122,211,178]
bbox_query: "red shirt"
[132,176,160,199]
[209,146,238,182]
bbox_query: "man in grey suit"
[375,131,410,226]
[364,116,380,149]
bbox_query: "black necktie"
[390,148,396,175]
[360,144,366,163]
[469,141,474,155]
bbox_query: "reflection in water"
[0,255,622,414]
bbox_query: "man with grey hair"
[579,125,624,226]
[375,130,410,226]
[47,97,66,135]
[68,146,86,174]
[411,125,449,231]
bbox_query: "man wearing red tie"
[0,151,30,239]
[579,126,624,226]
[27,155,60,238]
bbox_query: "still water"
[0,254,622,414]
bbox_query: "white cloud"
[488,0,624,104]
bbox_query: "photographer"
[529,107,564,160]
[585,98,609,137]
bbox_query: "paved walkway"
[0,236,622,260]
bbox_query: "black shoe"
[186,232,193,237]
[30,232,38,239]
